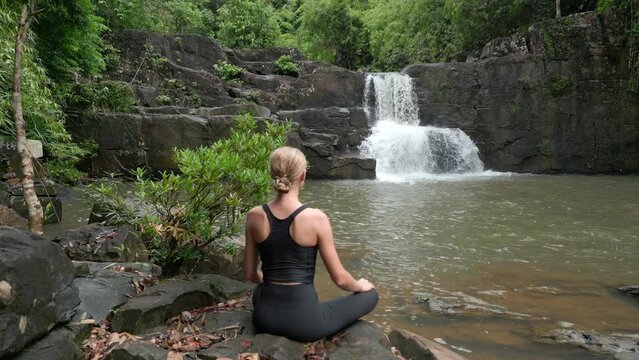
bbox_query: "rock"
[405,11,639,174]
[187,237,245,281]
[11,326,82,360]
[619,285,639,300]
[110,274,250,334]
[326,156,376,180]
[480,33,529,59]
[199,307,254,336]
[200,334,306,360]
[389,329,470,360]
[71,264,140,322]
[419,291,530,318]
[330,321,397,360]
[0,205,27,230]
[53,224,148,263]
[544,329,639,357]
[4,195,62,224]
[103,340,169,360]
[0,227,80,358]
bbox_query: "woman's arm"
[243,207,263,284]
[316,210,374,292]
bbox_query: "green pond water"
[46,174,639,360]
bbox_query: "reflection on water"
[303,175,639,360]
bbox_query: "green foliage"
[298,0,370,69]
[156,94,172,105]
[0,3,92,184]
[213,60,244,83]
[543,76,574,97]
[95,0,214,35]
[273,55,300,76]
[85,114,291,274]
[216,0,280,48]
[58,81,135,112]
[33,0,107,80]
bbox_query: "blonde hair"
[269,146,307,193]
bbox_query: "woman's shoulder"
[299,206,330,222]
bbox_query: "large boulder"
[11,326,82,360]
[0,227,79,358]
[110,274,251,334]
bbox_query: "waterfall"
[361,73,484,178]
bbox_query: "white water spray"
[361,73,484,178]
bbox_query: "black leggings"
[251,282,378,342]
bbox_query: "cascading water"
[360,73,484,177]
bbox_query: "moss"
[62,80,135,112]
[543,76,573,97]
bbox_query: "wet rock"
[0,227,80,358]
[545,329,639,358]
[103,340,169,360]
[186,236,245,281]
[53,224,148,263]
[0,205,27,230]
[11,326,82,360]
[619,285,639,300]
[330,321,397,360]
[419,291,529,318]
[110,274,250,334]
[389,328,470,360]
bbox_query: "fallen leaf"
[167,351,184,360]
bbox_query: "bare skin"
[243,171,374,292]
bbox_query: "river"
[304,174,639,360]
[45,174,639,359]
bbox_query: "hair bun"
[272,176,291,193]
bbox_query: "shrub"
[61,81,135,112]
[156,94,172,106]
[216,0,280,48]
[85,114,291,274]
[213,60,244,83]
[273,55,300,76]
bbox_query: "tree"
[12,0,43,234]
[556,0,561,18]
[216,0,280,48]
[298,0,370,69]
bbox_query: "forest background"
[0,0,636,183]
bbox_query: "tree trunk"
[556,0,561,18]
[12,2,43,235]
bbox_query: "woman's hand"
[354,278,375,292]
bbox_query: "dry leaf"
[167,351,184,360]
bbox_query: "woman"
[243,146,378,342]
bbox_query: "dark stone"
[0,227,79,358]
[11,326,82,360]
[326,157,376,180]
[199,334,306,360]
[544,329,639,358]
[53,224,148,263]
[619,285,639,300]
[187,237,245,281]
[330,321,397,360]
[419,291,529,318]
[72,266,138,322]
[0,205,27,230]
[103,340,169,360]
[405,11,639,174]
[110,274,250,334]
[199,308,254,336]
[480,33,529,59]
[389,329,470,360]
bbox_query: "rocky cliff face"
[69,11,638,176]
[69,30,374,179]
[406,11,639,174]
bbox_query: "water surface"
[303,175,639,360]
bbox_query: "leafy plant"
[543,76,573,97]
[273,55,300,76]
[85,114,291,274]
[59,81,135,113]
[156,94,172,106]
[213,60,244,83]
